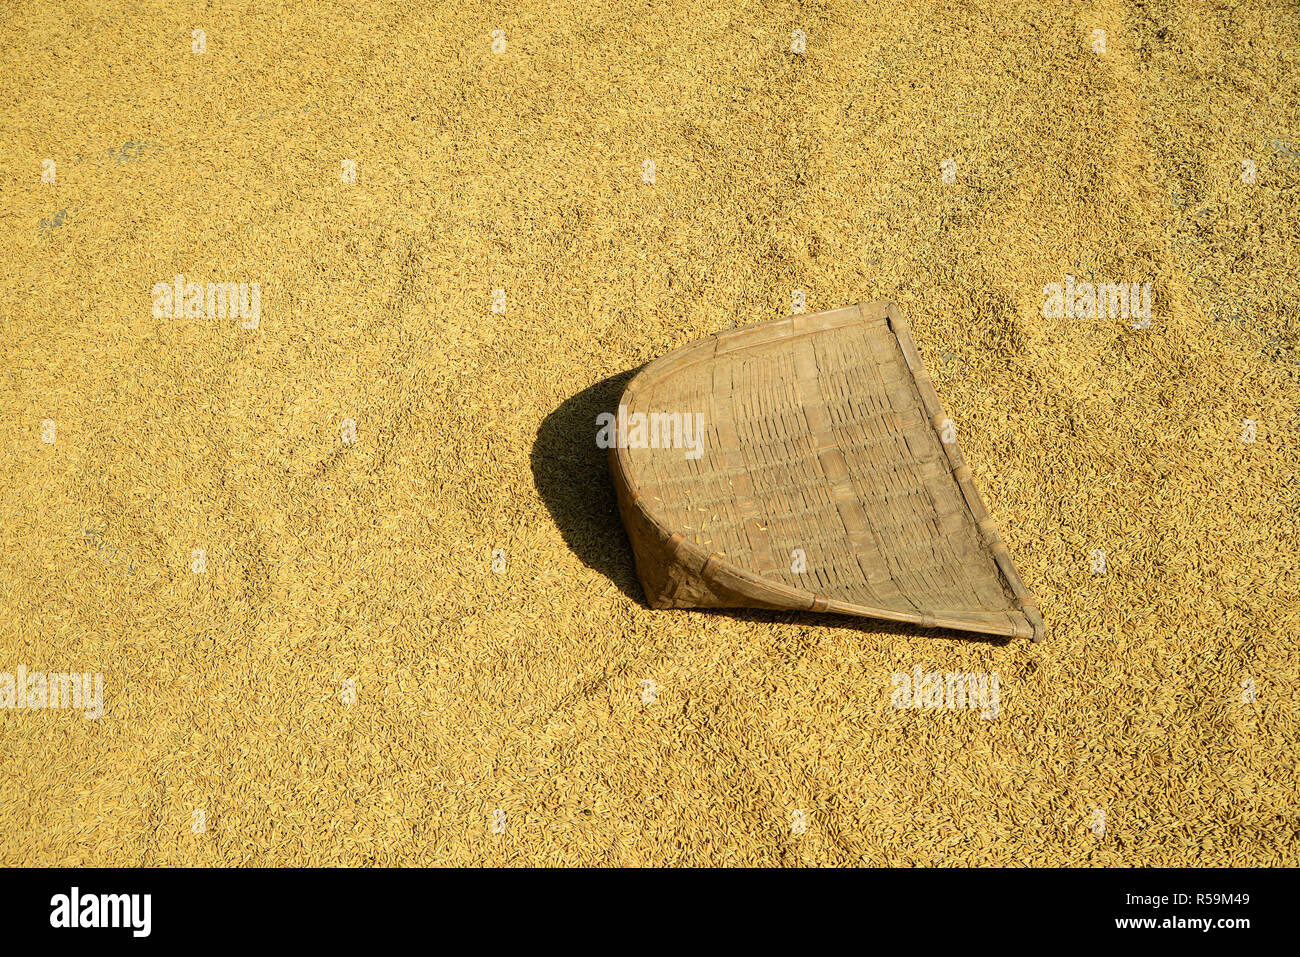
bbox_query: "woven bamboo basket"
[609,301,1045,642]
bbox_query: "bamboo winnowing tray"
[609,301,1045,642]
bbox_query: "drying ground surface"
[1,0,1296,864]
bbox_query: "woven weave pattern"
[613,302,1044,641]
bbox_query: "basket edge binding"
[881,302,1045,642]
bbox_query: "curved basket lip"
[618,304,872,403]
[612,301,1045,641]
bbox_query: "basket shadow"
[531,367,648,605]
[693,607,1015,646]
